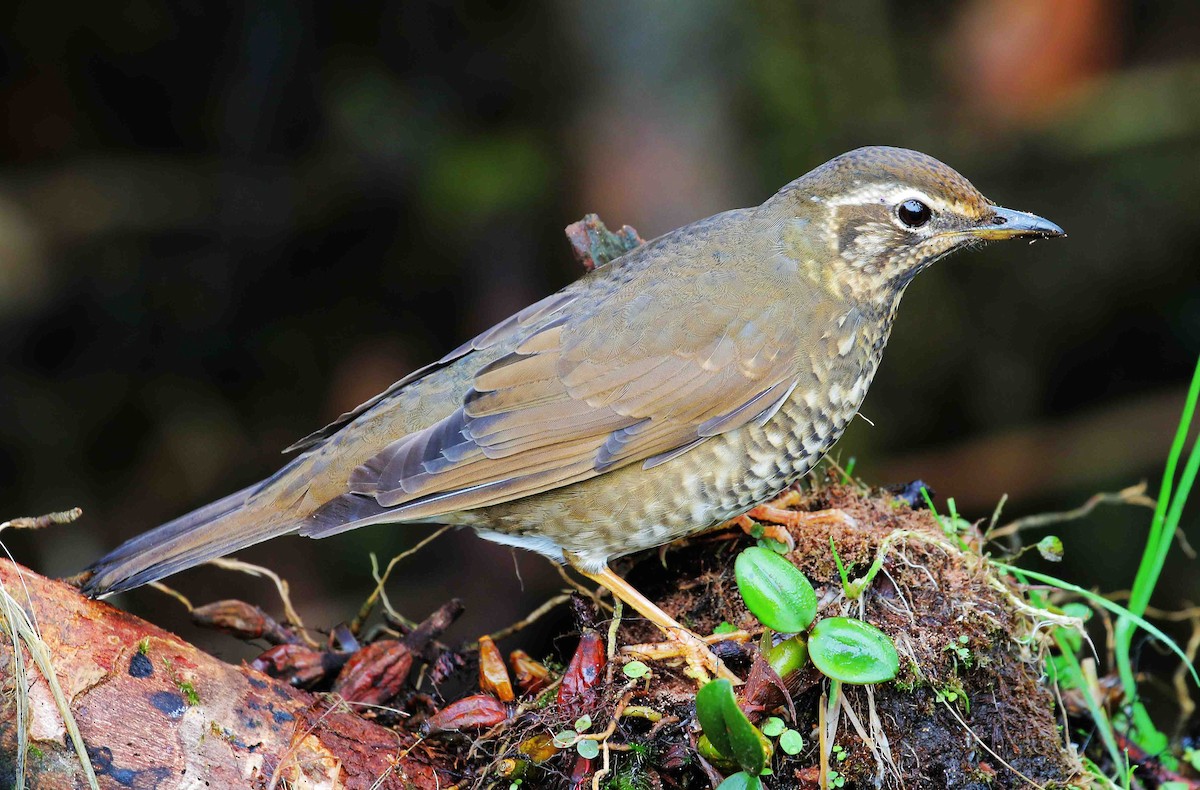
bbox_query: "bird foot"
[621,628,748,685]
[735,504,858,552]
[565,554,745,685]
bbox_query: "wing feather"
[348,267,803,516]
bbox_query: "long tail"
[81,482,299,597]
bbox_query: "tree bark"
[0,559,448,789]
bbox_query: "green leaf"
[735,547,817,633]
[696,679,735,758]
[552,730,576,749]
[622,660,650,679]
[758,536,790,554]
[830,537,851,594]
[1037,535,1064,562]
[721,684,771,776]
[1060,602,1092,621]
[695,678,770,776]
[576,739,599,759]
[808,617,899,684]
[713,621,737,635]
[716,772,764,790]
[765,635,809,679]
[574,715,592,732]
[697,734,733,766]
[995,562,1200,686]
[761,717,785,737]
[780,728,805,755]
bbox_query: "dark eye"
[897,199,932,228]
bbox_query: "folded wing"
[345,279,800,520]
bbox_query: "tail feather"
[81,483,298,597]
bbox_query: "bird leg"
[566,555,741,684]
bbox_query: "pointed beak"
[970,206,1065,241]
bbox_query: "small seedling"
[758,536,790,554]
[830,538,852,595]
[779,729,804,755]
[622,660,650,679]
[945,634,972,666]
[761,717,785,737]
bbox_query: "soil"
[411,479,1084,789]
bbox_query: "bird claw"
[735,503,858,552]
[621,627,744,685]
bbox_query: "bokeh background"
[2,0,1200,663]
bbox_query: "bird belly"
[460,373,869,571]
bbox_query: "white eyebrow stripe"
[826,183,942,209]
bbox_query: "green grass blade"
[992,562,1199,685]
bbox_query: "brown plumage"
[82,147,1062,674]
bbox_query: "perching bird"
[82,146,1063,680]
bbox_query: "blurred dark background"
[2,0,1200,660]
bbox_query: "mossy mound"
[435,480,1083,789]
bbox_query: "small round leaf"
[761,716,785,737]
[1037,535,1064,562]
[779,728,805,755]
[735,547,817,633]
[808,617,899,684]
[576,739,599,759]
[622,660,650,679]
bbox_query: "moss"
[178,680,200,707]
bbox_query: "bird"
[82,146,1063,681]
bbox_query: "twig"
[351,526,451,634]
[556,563,613,613]
[148,581,194,611]
[1173,610,1200,740]
[988,483,1154,541]
[0,508,83,534]
[939,698,1045,789]
[605,600,623,685]
[484,593,572,644]
[207,557,316,647]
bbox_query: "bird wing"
[345,272,800,519]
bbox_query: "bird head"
[773,146,1064,301]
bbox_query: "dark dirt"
[404,478,1085,789]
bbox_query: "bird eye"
[896,199,932,229]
